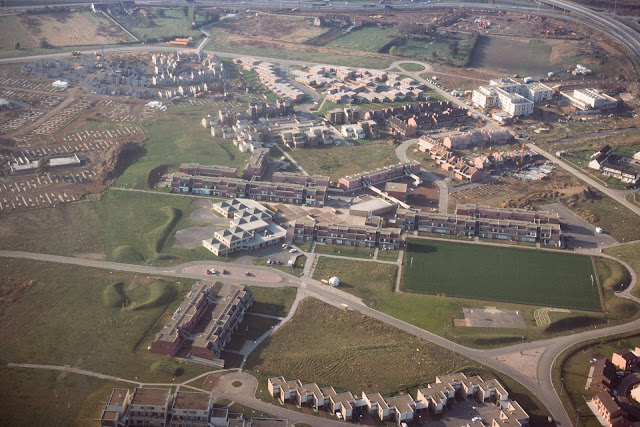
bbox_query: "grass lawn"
[288,144,397,183]
[0,257,211,426]
[247,286,297,318]
[402,239,601,311]
[245,298,470,396]
[226,315,281,352]
[114,111,251,189]
[113,8,202,40]
[398,63,425,72]
[604,243,640,298]
[314,243,375,259]
[376,249,399,262]
[569,195,640,243]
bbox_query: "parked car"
[244,271,251,276]
[289,248,298,253]
[206,269,217,275]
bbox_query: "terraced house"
[293,220,401,250]
[268,373,529,426]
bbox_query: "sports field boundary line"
[591,256,607,314]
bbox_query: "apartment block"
[204,199,286,256]
[100,388,131,427]
[169,392,213,427]
[128,387,172,427]
[337,161,420,190]
[561,88,618,111]
[592,391,630,427]
[268,374,528,426]
[150,283,253,366]
[472,78,552,117]
[243,148,270,180]
[271,172,330,187]
[178,163,238,178]
[396,207,562,246]
[455,203,560,224]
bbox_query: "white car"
[336,413,343,420]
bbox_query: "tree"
[182,6,189,17]
[156,9,165,18]
[188,6,195,27]
[14,42,20,50]
[39,39,51,49]
[142,33,148,43]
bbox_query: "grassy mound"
[102,282,129,308]
[132,280,177,311]
[112,245,145,263]
[545,316,605,334]
[146,207,182,255]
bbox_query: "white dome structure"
[329,277,340,287]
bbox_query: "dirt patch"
[95,142,145,182]
[202,374,220,391]
[0,278,35,315]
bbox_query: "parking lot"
[426,398,505,427]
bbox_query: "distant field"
[326,26,394,52]
[288,143,396,183]
[113,8,202,40]
[403,239,601,311]
[0,11,133,50]
[470,36,552,75]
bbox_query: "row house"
[443,129,513,149]
[418,137,483,182]
[592,391,630,427]
[586,358,617,392]
[588,145,613,170]
[337,161,421,190]
[127,387,172,427]
[612,348,640,371]
[272,172,330,187]
[455,203,560,224]
[477,218,539,243]
[294,221,401,249]
[178,163,237,178]
[396,208,562,246]
[387,116,417,137]
[269,374,528,426]
[601,162,639,184]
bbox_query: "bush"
[39,39,52,49]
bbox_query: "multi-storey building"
[472,78,552,117]
[337,161,420,190]
[293,221,401,250]
[561,88,618,111]
[169,392,213,427]
[271,172,331,187]
[128,387,172,427]
[150,283,252,366]
[100,389,131,427]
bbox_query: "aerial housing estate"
[472,78,553,117]
[268,373,529,426]
[150,282,253,367]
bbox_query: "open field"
[555,332,640,427]
[287,143,396,183]
[0,189,230,265]
[0,257,211,426]
[205,27,395,69]
[246,298,470,396]
[0,11,133,51]
[403,239,600,311]
[326,26,394,53]
[114,111,251,189]
[469,36,552,76]
[112,8,204,40]
[247,286,297,318]
[376,249,399,262]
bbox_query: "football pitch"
[402,239,601,311]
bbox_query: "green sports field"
[402,239,601,311]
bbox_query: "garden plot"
[0,89,64,107]
[30,98,92,136]
[0,109,45,133]
[63,126,144,142]
[0,77,67,92]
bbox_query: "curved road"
[2,247,639,426]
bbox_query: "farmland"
[0,11,133,51]
[287,143,397,183]
[469,36,553,75]
[402,239,601,311]
[245,298,470,396]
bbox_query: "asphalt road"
[2,248,639,426]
